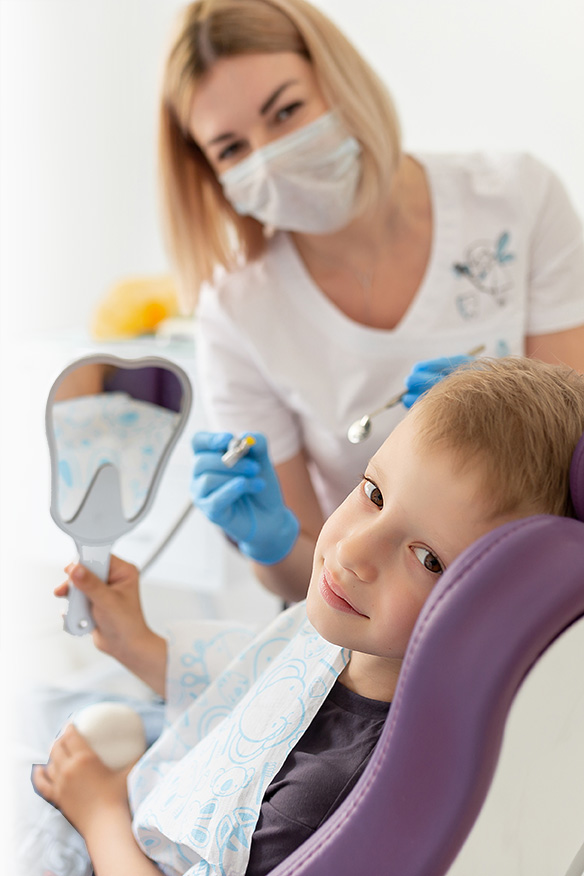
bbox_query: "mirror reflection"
[49,361,185,523]
[45,354,192,636]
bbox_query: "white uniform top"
[196,152,584,516]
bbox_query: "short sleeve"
[195,278,303,465]
[525,157,584,335]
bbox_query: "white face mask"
[219,110,362,234]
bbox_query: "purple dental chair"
[270,436,584,876]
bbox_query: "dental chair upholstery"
[271,436,584,876]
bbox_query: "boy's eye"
[412,546,444,575]
[363,478,383,508]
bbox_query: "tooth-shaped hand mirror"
[45,354,192,635]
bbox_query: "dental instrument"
[347,345,486,444]
[221,434,257,467]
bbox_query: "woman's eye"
[363,478,383,508]
[217,140,246,162]
[274,101,303,123]
[412,547,444,575]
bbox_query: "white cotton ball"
[72,702,147,770]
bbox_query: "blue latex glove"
[190,431,300,565]
[402,354,475,408]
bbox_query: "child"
[33,357,584,876]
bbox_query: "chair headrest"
[276,514,584,876]
[569,432,584,521]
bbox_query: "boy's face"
[306,410,518,699]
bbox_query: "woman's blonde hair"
[159,0,402,311]
[414,357,584,519]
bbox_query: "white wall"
[0,0,184,335]
[1,0,583,337]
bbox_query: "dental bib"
[129,603,348,876]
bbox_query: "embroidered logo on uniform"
[453,231,515,319]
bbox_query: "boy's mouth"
[319,569,368,617]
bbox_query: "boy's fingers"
[62,724,92,754]
[49,733,70,766]
[31,764,52,800]
[108,554,128,575]
[69,564,105,595]
[108,554,138,583]
[58,562,79,596]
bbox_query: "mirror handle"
[64,584,96,636]
[64,544,111,636]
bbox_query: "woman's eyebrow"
[204,80,300,148]
[206,130,237,147]
[260,80,299,115]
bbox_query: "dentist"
[159,0,584,601]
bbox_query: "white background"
[1,2,584,874]
[1,0,583,335]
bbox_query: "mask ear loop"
[569,432,584,521]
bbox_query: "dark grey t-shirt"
[245,679,390,876]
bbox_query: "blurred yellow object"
[91,274,180,340]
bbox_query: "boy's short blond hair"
[159,0,401,311]
[414,357,584,520]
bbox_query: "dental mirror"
[45,354,192,636]
[347,345,486,444]
[347,391,406,444]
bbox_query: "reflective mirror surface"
[50,361,185,522]
[46,354,192,635]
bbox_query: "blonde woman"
[161,0,584,601]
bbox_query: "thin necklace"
[348,262,378,324]
[296,237,385,325]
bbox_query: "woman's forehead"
[188,52,316,137]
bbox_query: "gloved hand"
[190,431,300,565]
[402,354,475,408]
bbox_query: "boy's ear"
[569,432,584,520]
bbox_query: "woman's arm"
[526,324,584,373]
[192,434,325,603]
[56,556,168,697]
[33,726,161,876]
[250,451,325,603]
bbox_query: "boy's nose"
[336,528,379,584]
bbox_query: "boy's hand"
[55,555,167,696]
[55,555,149,665]
[32,725,132,837]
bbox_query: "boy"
[33,357,584,876]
